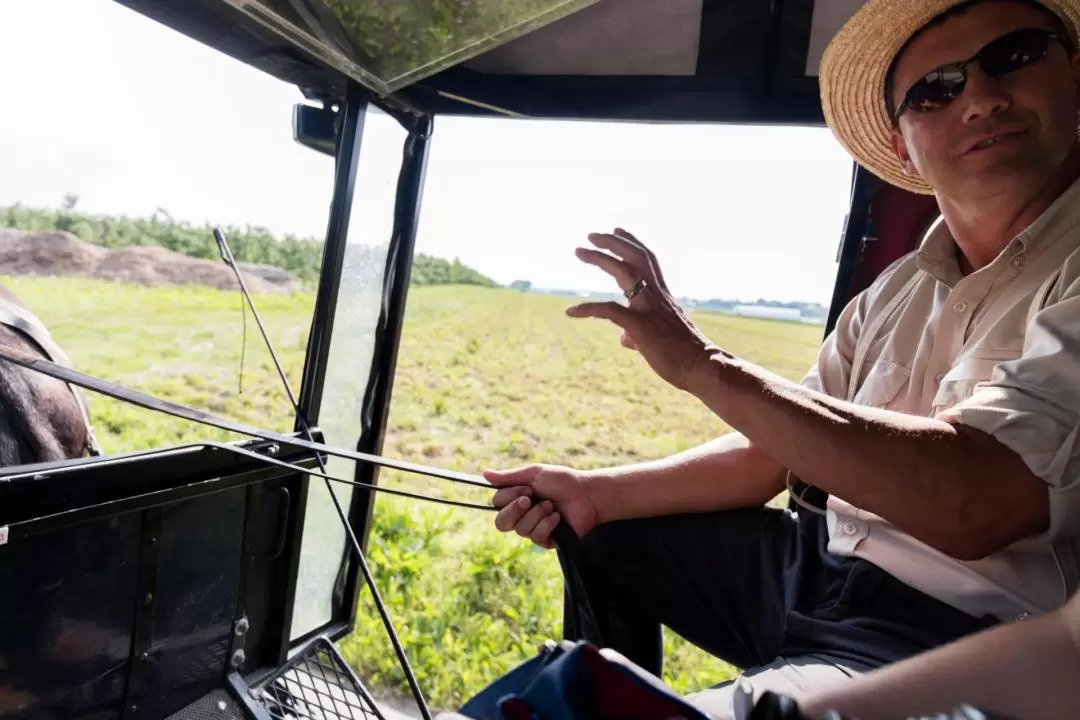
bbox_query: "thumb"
[483,465,543,486]
[530,470,579,504]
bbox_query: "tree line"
[1,199,497,288]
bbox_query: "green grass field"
[3,276,825,712]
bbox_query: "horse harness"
[0,296,102,457]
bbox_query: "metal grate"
[250,637,386,720]
[164,689,244,720]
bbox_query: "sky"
[0,0,859,306]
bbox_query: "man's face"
[889,1,1080,200]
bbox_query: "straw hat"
[819,0,1080,195]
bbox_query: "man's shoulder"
[1043,237,1080,303]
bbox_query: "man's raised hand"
[568,228,724,392]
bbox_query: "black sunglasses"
[892,27,1068,122]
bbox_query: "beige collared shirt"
[801,176,1080,623]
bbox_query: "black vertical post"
[272,82,368,661]
[339,112,434,632]
[297,85,369,425]
[824,163,874,336]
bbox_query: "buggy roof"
[115,0,867,124]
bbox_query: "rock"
[0,229,299,294]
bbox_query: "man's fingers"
[514,500,555,539]
[492,485,532,509]
[531,512,562,548]
[574,248,638,290]
[494,496,532,532]
[587,232,649,268]
[612,227,669,291]
[565,301,633,326]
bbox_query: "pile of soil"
[0,229,300,294]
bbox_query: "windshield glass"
[228,0,598,93]
[289,107,405,640]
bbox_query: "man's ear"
[890,128,919,177]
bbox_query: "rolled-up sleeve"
[939,279,1080,541]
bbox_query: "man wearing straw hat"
[487,0,1080,713]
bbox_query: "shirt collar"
[915,174,1080,287]
[915,216,964,287]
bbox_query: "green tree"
[0,202,499,289]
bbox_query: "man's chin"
[948,159,1052,199]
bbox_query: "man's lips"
[961,128,1027,155]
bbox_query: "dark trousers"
[556,507,1000,678]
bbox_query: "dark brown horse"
[0,284,97,466]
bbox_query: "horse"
[0,284,98,466]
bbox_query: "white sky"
[0,0,858,305]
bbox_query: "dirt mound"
[0,229,299,294]
[0,229,108,275]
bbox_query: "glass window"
[229,0,598,93]
[289,108,406,640]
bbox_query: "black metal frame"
[401,73,826,125]
[296,82,370,427]
[0,439,313,533]
[0,436,321,719]
[824,164,876,337]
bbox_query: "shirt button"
[953,301,968,313]
[1012,254,1026,268]
[841,522,858,536]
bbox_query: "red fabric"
[580,645,694,720]
[848,184,940,299]
[499,697,534,720]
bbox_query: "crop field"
[4,276,825,712]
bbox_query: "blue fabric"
[457,640,712,720]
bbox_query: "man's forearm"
[685,353,1048,560]
[584,431,787,523]
[799,598,1080,720]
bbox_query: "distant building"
[732,304,803,321]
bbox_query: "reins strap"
[0,343,494,489]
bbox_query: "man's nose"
[960,66,1012,122]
